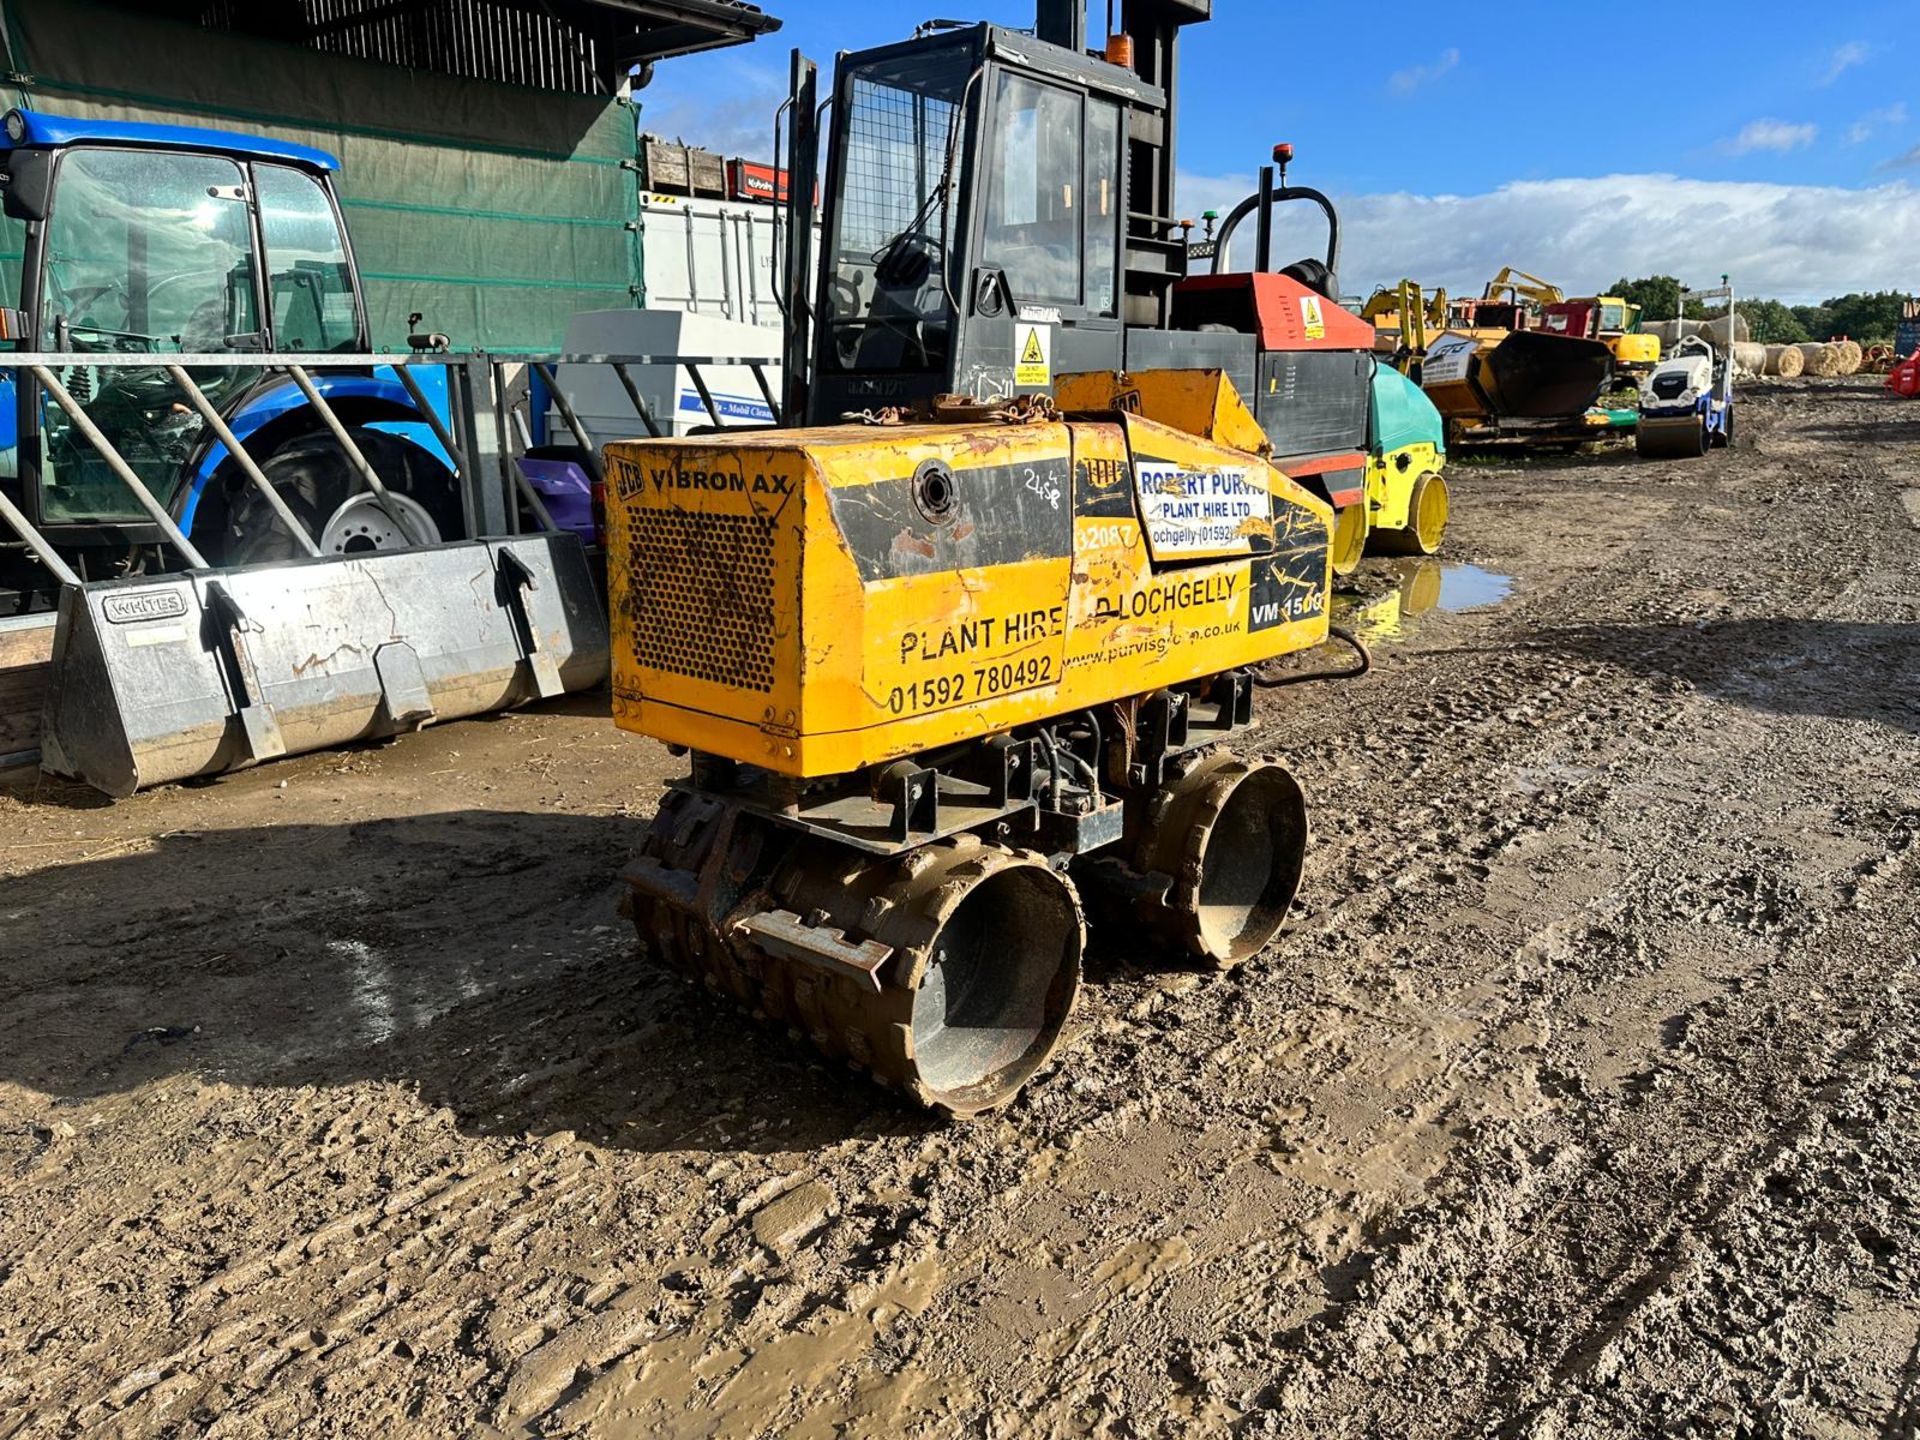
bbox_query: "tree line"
[1605,276,1908,346]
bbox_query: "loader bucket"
[1421,331,1615,425]
[38,533,608,797]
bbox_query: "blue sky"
[640,1,1918,301]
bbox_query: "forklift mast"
[786,0,1211,425]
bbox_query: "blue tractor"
[0,109,461,612]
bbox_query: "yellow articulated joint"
[1056,368,1272,457]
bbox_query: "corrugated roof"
[97,0,783,95]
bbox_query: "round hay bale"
[1795,343,1845,378]
[1764,343,1805,378]
[1642,319,1683,351]
[1832,338,1863,375]
[1705,313,1750,347]
[1732,341,1767,376]
[1641,314,1750,355]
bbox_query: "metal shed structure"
[0,0,780,350]
[80,0,782,93]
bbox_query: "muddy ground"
[1,378,1917,1438]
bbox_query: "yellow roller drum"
[1330,502,1368,576]
[1371,472,1449,556]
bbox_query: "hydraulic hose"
[1252,626,1372,689]
[1038,727,1102,802]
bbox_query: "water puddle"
[1334,560,1514,642]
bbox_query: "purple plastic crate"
[516,456,596,542]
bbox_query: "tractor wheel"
[1370,472,1450,557]
[202,428,462,566]
[1330,502,1368,577]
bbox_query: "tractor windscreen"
[255,164,360,353]
[821,45,970,377]
[41,148,259,356]
[35,147,260,523]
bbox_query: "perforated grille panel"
[625,509,778,692]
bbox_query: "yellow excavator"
[1477,265,1562,330]
[1360,279,1449,378]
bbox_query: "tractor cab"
[0,110,367,538]
[0,113,607,800]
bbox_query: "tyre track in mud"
[0,383,1916,1436]
[1195,384,1920,1435]
[566,393,1910,1433]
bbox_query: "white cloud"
[1720,119,1819,155]
[1177,170,1920,304]
[1885,144,1920,171]
[1822,41,1871,84]
[1180,172,1265,225]
[1850,102,1908,144]
[1387,47,1459,96]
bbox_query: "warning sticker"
[1015,323,1051,387]
[1300,296,1326,341]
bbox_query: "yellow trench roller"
[628,792,1086,1113]
[608,402,1338,1113]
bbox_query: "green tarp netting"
[1,0,640,351]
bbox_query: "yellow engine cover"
[1367,441,1444,532]
[1611,334,1660,367]
[605,415,1333,779]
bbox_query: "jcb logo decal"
[611,459,647,501]
[1078,458,1127,491]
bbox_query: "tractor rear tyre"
[200,427,462,566]
[1369,472,1450,557]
